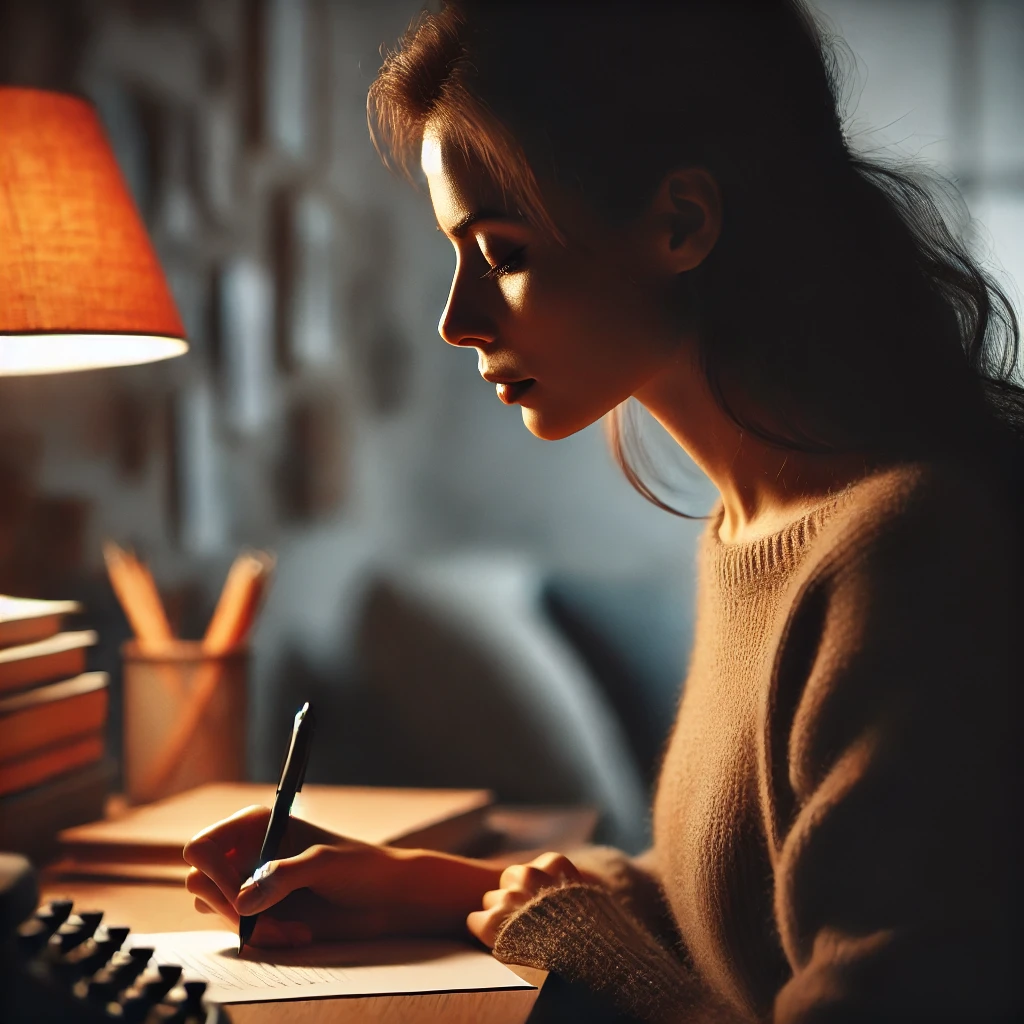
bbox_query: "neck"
[634,350,876,543]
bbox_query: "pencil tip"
[238,941,244,955]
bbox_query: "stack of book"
[0,595,114,861]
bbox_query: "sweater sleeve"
[765,473,1023,1023]
[492,882,742,1023]
[563,845,682,949]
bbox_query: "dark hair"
[369,0,1022,515]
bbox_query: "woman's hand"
[183,804,502,948]
[466,852,583,948]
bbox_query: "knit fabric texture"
[493,462,1023,1022]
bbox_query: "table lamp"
[0,86,188,374]
[0,87,188,863]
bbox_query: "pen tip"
[238,941,244,955]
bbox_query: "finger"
[195,893,238,925]
[236,843,334,915]
[191,889,308,945]
[467,900,523,949]
[184,804,271,863]
[273,920,313,947]
[190,886,310,944]
[186,868,239,924]
[249,916,312,949]
[481,886,531,915]
[184,805,272,898]
[498,863,554,892]
[466,908,500,948]
[193,895,239,926]
[528,852,583,884]
[481,888,506,910]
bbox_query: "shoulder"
[766,459,1020,799]
[796,458,1018,604]
[779,457,1022,670]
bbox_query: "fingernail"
[240,875,255,892]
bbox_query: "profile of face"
[422,127,722,440]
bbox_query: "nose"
[438,258,497,348]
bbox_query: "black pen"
[238,701,315,954]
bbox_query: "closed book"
[0,631,97,695]
[0,595,81,649]
[0,758,114,863]
[0,672,108,762]
[0,732,105,798]
[56,781,494,882]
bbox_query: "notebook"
[56,782,495,882]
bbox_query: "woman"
[183,1,1023,1020]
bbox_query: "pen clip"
[274,702,313,796]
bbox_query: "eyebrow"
[442,209,523,239]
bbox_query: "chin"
[521,406,595,441]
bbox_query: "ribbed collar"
[703,489,853,589]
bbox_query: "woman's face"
[422,129,692,440]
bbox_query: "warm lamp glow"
[0,335,188,376]
[0,87,188,375]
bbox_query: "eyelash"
[481,247,527,281]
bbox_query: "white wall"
[812,0,1024,308]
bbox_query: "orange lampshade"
[0,86,188,375]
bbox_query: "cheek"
[507,262,627,361]
[497,271,528,312]
[517,272,664,393]
[499,254,677,440]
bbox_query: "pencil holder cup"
[121,639,249,805]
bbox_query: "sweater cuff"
[492,882,706,1023]
[566,846,682,950]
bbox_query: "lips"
[494,379,536,404]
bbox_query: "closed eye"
[481,247,527,281]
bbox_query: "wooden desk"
[39,806,598,1024]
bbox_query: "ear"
[646,167,722,275]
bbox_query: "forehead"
[421,128,511,229]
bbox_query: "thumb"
[236,844,327,914]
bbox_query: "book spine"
[0,734,105,799]
[0,688,108,761]
[0,759,114,863]
[0,648,88,695]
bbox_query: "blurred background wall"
[0,0,1020,851]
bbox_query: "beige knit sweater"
[492,462,1022,1022]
